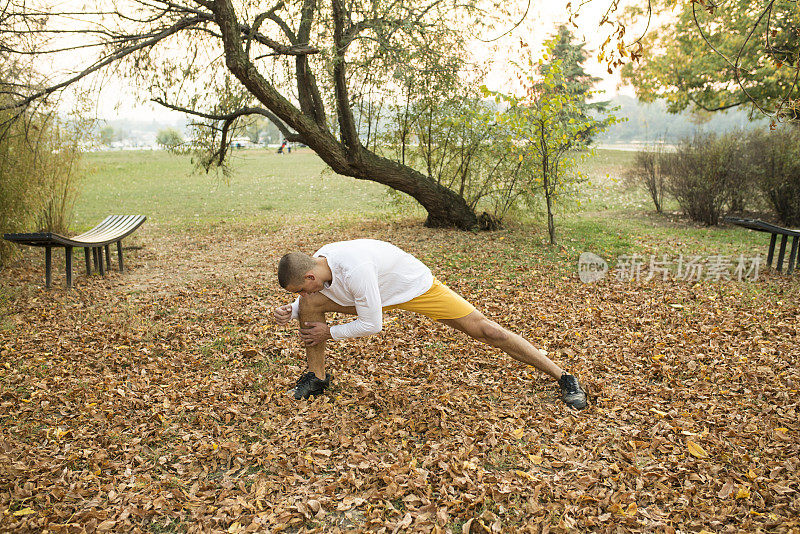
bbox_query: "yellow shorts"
[383,278,476,320]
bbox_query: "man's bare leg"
[297,293,356,380]
[439,310,564,379]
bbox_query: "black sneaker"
[289,371,331,400]
[558,372,588,410]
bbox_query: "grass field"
[77,149,404,231]
[75,147,769,267]
[2,148,798,533]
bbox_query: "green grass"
[73,147,777,270]
[76,148,400,230]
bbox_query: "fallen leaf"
[687,440,709,459]
[718,480,735,498]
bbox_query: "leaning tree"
[1,0,522,229]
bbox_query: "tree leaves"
[1,222,799,531]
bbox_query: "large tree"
[0,0,523,229]
[620,0,800,121]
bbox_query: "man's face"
[287,273,323,296]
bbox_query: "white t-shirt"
[290,239,433,339]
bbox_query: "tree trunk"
[546,193,556,245]
[354,151,478,229]
[213,0,479,229]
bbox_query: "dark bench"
[724,217,799,274]
[3,215,147,288]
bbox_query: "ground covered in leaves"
[1,221,799,533]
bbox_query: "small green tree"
[381,63,541,228]
[541,25,611,144]
[156,127,184,150]
[486,50,615,245]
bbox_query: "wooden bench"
[724,217,799,274]
[3,215,147,288]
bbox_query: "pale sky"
[479,0,638,100]
[64,0,639,121]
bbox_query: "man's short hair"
[278,252,316,289]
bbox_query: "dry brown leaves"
[1,221,799,533]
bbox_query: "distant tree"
[539,26,611,144]
[621,0,800,122]
[99,126,116,146]
[156,128,184,149]
[243,116,285,145]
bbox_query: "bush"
[662,133,745,225]
[630,145,667,213]
[745,128,800,226]
[0,110,83,265]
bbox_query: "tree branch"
[332,0,362,160]
[691,1,773,117]
[258,1,297,44]
[152,96,303,142]
[0,15,205,113]
[211,0,344,170]
[687,94,746,112]
[294,0,327,126]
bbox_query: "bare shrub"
[662,133,737,225]
[630,145,667,213]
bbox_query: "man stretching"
[273,239,588,409]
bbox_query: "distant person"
[278,139,287,154]
[273,239,588,409]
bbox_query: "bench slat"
[72,217,138,243]
[724,217,800,237]
[72,215,129,240]
[4,215,146,247]
[725,216,800,274]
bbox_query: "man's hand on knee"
[300,322,332,346]
[274,304,293,325]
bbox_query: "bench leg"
[45,246,52,289]
[788,236,799,275]
[65,246,73,288]
[104,244,111,271]
[84,247,91,275]
[777,235,788,273]
[767,233,777,268]
[117,240,124,272]
[98,246,106,276]
[92,247,99,271]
